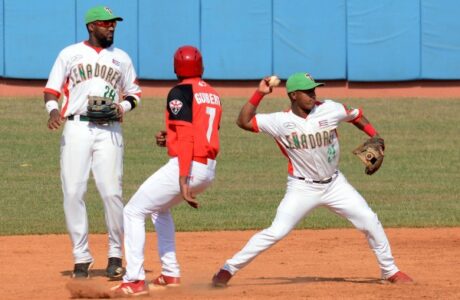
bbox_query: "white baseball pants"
[223,171,400,279]
[123,157,216,282]
[61,120,124,264]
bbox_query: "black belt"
[67,115,90,121]
[292,171,338,184]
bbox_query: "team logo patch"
[169,99,183,115]
[112,59,120,66]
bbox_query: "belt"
[67,115,90,121]
[292,171,338,184]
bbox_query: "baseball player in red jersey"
[211,73,413,287]
[43,6,141,279]
[112,46,222,296]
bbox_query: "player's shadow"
[60,268,153,278]
[250,276,383,286]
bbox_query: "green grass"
[0,97,459,235]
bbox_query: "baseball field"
[1,96,459,299]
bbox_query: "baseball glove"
[352,137,385,175]
[86,96,121,124]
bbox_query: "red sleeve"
[176,124,194,176]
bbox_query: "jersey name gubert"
[69,63,122,88]
[194,92,221,105]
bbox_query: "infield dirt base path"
[1,228,459,299]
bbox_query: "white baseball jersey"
[45,41,141,117]
[254,100,361,180]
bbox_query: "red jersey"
[165,77,222,175]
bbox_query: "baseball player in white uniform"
[212,72,413,286]
[43,6,141,279]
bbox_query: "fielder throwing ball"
[112,46,222,296]
[43,6,141,279]
[212,72,413,286]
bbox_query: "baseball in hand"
[268,75,281,87]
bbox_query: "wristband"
[363,123,377,137]
[119,100,132,113]
[249,90,265,107]
[45,100,59,114]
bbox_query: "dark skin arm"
[236,77,273,131]
[180,175,198,208]
[44,92,63,130]
[155,129,197,207]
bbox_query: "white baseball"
[268,75,281,87]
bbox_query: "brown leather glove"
[352,137,385,175]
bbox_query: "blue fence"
[1,0,460,81]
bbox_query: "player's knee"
[63,189,85,203]
[123,202,143,219]
[356,211,380,232]
[266,224,291,241]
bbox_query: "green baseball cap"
[286,72,324,93]
[85,6,123,24]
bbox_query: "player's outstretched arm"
[236,77,273,131]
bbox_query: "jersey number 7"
[206,107,216,142]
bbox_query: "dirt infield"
[1,228,459,299]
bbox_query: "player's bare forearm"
[179,175,199,208]
[236,102,258,131]
[44,92,62,130]
[155,130,167,147]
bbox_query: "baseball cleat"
[111,280,149,297]
[386,271,414,284]
[71,261,94,279]
[211,269,232,287]
[106,257,125,280]
[150,274,181,289]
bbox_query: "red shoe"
[111,280,149,296]
[212,269,232,287]
[151,274,181,288]
[387,271,414,284]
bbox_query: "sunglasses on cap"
[92,20,117,28]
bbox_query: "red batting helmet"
[174,45,204,78]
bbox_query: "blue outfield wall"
[201,0,272,79]
[273,0,347,80]
[347,0,421,81]
[3,0,75,79]
[138,0,200,79]
[0,0,4,77]
[1,0,460,81]
[421,0,460,79]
